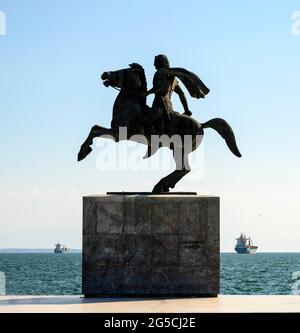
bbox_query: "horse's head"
[101,63,147,94]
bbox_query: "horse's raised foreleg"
[78,125,115,161]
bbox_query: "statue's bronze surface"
[78,55,241,193]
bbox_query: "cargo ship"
[234,233,258,254]
[54,242,69,254]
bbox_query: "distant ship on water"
[235,233,258,254]
[54,242,69,254]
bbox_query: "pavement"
[0,295,300,313]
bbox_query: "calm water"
[0,253,300,295]
[0,253,81,295]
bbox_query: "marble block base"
[82,194,220,297]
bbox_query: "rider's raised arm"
[174,83,192,116]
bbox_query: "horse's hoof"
[152,183,170,194]
[152,183,162,194]
[77,146,92,161]
[183,110,192,116]
[152,187,161,194]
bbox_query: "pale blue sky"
[0,0,300,251]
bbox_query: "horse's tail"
[201,118,242,157]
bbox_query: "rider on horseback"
[78,58,241,192]
[144,54,210,135]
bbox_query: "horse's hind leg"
[152,150,191,193]
[78,125,115,161]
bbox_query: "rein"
[110,84,144,96]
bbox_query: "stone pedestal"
[82,194,220,297]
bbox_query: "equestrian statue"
[78,55,242,193]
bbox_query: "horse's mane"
[129,63,147,92]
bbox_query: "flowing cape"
[165,67,210,99]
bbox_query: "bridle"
[110,84,143,96]
[107,68,145,96]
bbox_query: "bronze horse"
[78,63,241,193]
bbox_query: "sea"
[0,253,300,295]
